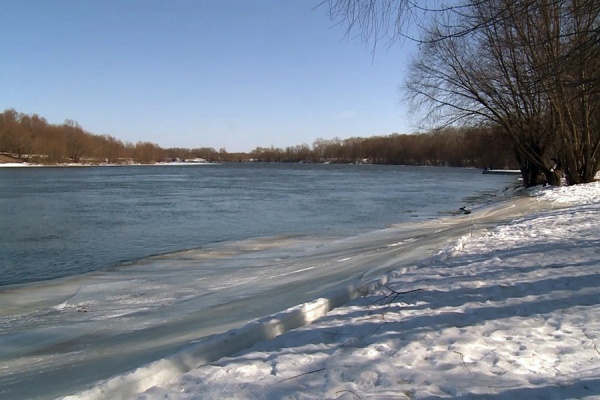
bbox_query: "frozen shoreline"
[1,185,528,400]
[122,182,600,400]
[0,162,217,168]
[3,179,597,399]
[52,183,599,399]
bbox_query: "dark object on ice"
[459,207,471,215]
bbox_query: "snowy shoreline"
[63,182,600,400]
[0,162,217,168]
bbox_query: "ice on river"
[2,183,598,399]
[135,182,600,400]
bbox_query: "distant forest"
[0,108,517,168]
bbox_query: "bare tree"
[403,1,560,185]
[63,120,89,163]
[544,0,600,184]
[325,0,600,186]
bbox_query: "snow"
[529,181,600,206]
[0,162,35,167]
[123,181,600,400]
[0,180,592,399]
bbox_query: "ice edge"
[62,271,405,400]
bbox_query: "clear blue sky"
[1,0,417,152]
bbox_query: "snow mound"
[529,180,600,205]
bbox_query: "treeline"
[0,108,516,168]
[0,109,233,164]
[249,128,516,168]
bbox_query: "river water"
[0,163,521,399]
[0,163,516,286]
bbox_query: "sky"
[0,0,418,152]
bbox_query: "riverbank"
[1,165,523,400]
[133,182,600,400]
[0,161,216,167]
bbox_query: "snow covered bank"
[0,162,36,167]
[135,182,600,400]
[62,280,388,400]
